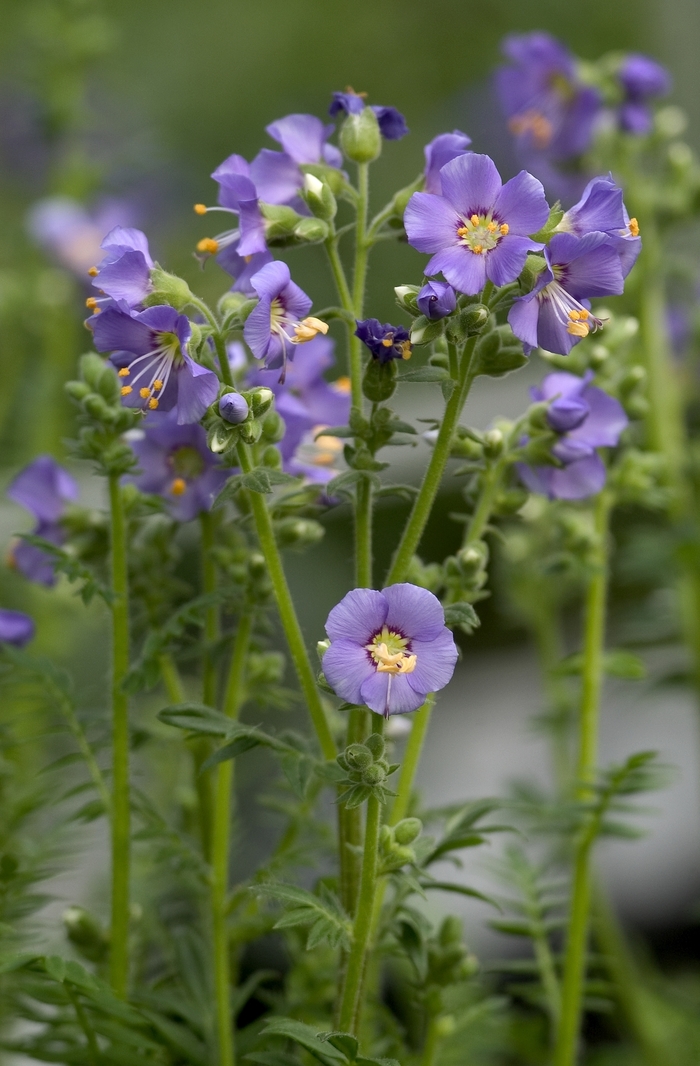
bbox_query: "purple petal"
[535,297,580,355]
[493,170,549,234]
[13,538,58,586]
[424,131,472,195]
[536,371,588,402]
[249,149,302,205]
[280,277,313,323]
[322,143,343,168]
[94,250,152,306]
[406,628,458,694]
[91,307,153,355]
[266,114,325,164]
[323,639,374,705]
[508,293,540,350]
[486,235,541,287]
[439,154,502,217]
[174,357,219,425]
[426,246,487,296]
[548,454,607,499]
[101,226,152,265]
[8,456,78,523]
[561,176,626,237]
[237,198,267,256]
[548,232,624,299]
[516,461,556,497]
[569,385,628,448]
[404,192,460,254]
[360,671,425,716]
[0,608,35,647]
[325,588,388,643]
[244,296,274,360]
[371,106,409,140]
[251,261,292,301]
[382,582,445,641]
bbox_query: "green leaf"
[443,602,480,633]
[317,1032,358,1060]
[157,702,233,736]
[253,884,351,951]
[259,1018,347,1065]
[421,881,501,909]
[399,366,451,383]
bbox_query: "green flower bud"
[410,316,444,346]
[439,915,463,945]
[363,358,397,403]
[493,488,528,515]
[63,906,109,963]
[527,401,551,430]
[261,203,305,243]
[365,732,386,760]
[262,410,285,443]
[390,844,416,865]
[394,817,422,845]
[96,365,120,403]
[79,352,108,389]
[458,542,488,574]
[302,173,338,221]
[340,108,381,163]
[429,351,450,370]
[435,1016,457,1038]
[274,517,324,550]
[395,285,421,315]
[245,387,274,417]
[345,743,373,771]
[380,824,393,847]
[316,638,331,661]
[294,216,330,243]
[483,428,504,459]
[518,253,548,293]
[208,420,238,454]
[239,418,263,445]
[65,380,91,402]
[261,444,282,469]
[362,763,386,785]
[300,162,347,196]
[146,265,194,310]
[83,393,112,421]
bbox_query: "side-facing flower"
[508,232,624,355]
[556,175,641,277]
[91,304,218,423]
[355,319,412,362]
[90,226,154,309]
[517,370,628,499]
[424,131,472,195]
[195,161,268,265]
[243,261,328,379]
[7,456,79,586]
[617,54,671,135]
[405,153,549,295]
[322,584,458,716]
[126,413,231,522]
[27,197,135,279]
[417,281,457,321]
[329,90,409,140]
[0,609,35,647]
[266,113,343,169]
[495,32,602,161]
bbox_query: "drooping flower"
[405,153,549,296]
[329,91,409,140]
[322,584,458,717]
[126,413,231,522]
[495,33,602,161]
[517,370,628,499]
[555,175,641,277]
[508,232,624,355]
[0,609,35,647]
[355,319,412,363]
[417,281,457,321]
[27,197,136,279]
[89,226,154,309]
[423,131,472,195]
[617,54,671,135]
[7,456,79,586]
[91,304,219,424]
[243,261,328,379]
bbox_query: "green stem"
[107,474,131,998]
[340,707,370,917]
[188,296,234,387]
[355,476,373,588]
[554,491,611,1066]
[463,457,507,547]
[390,700,432,826]
[211,612,253,1066]
[66,985,100,1065]
[421,1015,442,1066]
[236,445,336,760]
[386,340,478,585]
[200,511,220,708]
[159,652,186,704]
[53,684,111,816]
[529,598,574,794]
[352,163,370,317]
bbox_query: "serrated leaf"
[399,367,451,383]
[259,1018,346,1065]
[157,702,232,736]
[421,881,501,909]
[443,602,480,633]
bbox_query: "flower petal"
[266,114,325,164]
[406,628,458,694]
[569,385,628,448]
[486,235,540,287]
[323,639,374,705]
[549,454,607,499]
[360,671,425,716]
[325,588,388,643]
[249,149,302,205]
[493,170,549,234]
[382,583,445,641]
[91,307,153,355]
[95,250,152,306]
[426,246,487,296]
[175,357,220,424]
[404,192,460,254]
[439,153,502,216]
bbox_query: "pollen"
[399,341,412,360]
[487,221,498,232]
[197,237,219,254]
[473,244,483,255]
[567,320,591,338]
[470,214,480,226]
[87,266,98,277]
[381,335,395,347]
[372,642,417,675]
[85,297,98,309]
[194,203,207,215]
[121,385,133,396]
[499,223,509,235]
[148,397,159,409]
[293,317,330,343]
[333,376,351,393]
[170,477,187,495]
[139,387,151,399]
[457,226,468,237]
[118,368,130,377]
[628,217,640,237]
[153,379,164,391]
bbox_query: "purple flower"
[322,583,458,717]
[355,319,412,363]
[405,153,549,296]
[508,232,624,355]
[266,113,343,169]
[556,175,641,278]
[196,161,268,265]
[617,55,671,134]
[424,131,472,195]
[417,281,456,321]
[126,413,231,522]
[91,304,219,424]
[218,248,274,296]
[8,456,78,586]
[91,227,154,309]
[517,371,628,500]
[329,91,409,140]
[243,261,327,379]
[219,392,249,425]
[27,197,136,279]
[496,33,602,161]
[0,609,35,647]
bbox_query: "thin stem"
[352,163,370,315]
[188,296,234,387]
[421,1015,442,1066]
[463,457,507,548]
[211,612,253,1066]
[386,340,478,586]
[236,445,336,760]
[107,474,131,998]
[159,652,186,704]
[390,700,432,825]
[200,511,220,708]
[354,476,373,588]
[339,707,370,917]
[53,685,111,816]
[66,985,100,1066]
[554,491,611,1066]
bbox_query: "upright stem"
[463,456,507,548]
[188,296,234,387]
[107,474,131,998]
[201,511,220,708]
[159,652,186,704]
[554,491,611,1066]
[386,340,477,586]
[355,476,373,589]
[390,701,432,826]
[211,612,253,1066]
[353,163,370,319]
[340,707,370,917]
[236,445,336,761]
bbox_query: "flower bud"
[410,315,445,346]
[345,743,373,771]
[239,418,263,445]
[219,392,249,425]
[303,173,338,221]
[458,542,488,574]
[340,108,382,163]
[380,824,393,847]
[83,393,112,421]
[316,638,331,660]
[79,352,109,390]
[395,285,421,315]
[261,444,282,468]
[429,351,450,370]
[439,915,463,945]
[483,428,504,458]
[262,410,286,443]
[247,387,275,417]
[435,1016,457,1038]
[394,817,422,845]
[261,203,305,243]
[493,488,528,515]
[207,420,238,454]
[365,732,386,760]
[519,253,548,293]
[146,266,193,311]
[274,517,324,550]
[363,358,397,403]
[63,906,109,962]
[294,217,330,243]
[417,281,456,321]
[391,844,416,865]
[362,763,386,785]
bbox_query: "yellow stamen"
[121,385,132,396]
[499,223,509,235]
[333,376,351,393]
[148,397,159,409]
[292,316,329,343]
[85,297,98,309]
[628,217,640,237]
[194,203,207,215]
[153,379,164,391]
[487,221,498,232]
[118,367,130,377]
[381,336,395,347]
[399,341,412,360]
[470,214,480,226]
[244,254,252,263]
[197,237,219,254]
[457,226,469,237]
[139,387,151,399]
[568,309,581,320]
[170,477,186,495]
[87,266,98,277]
[567,321,590,338]
[372,642,418,675]
[473,244,483,254]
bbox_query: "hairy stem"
[463,456,507,548]
[355,476,373,589]
[188,296,234,387]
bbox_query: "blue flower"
[0,609,35,647]
[90,226,155,309]
[27,197,136,279]
[329,90,409,140]
[556,175,641,278]
[423,131,471,195]
[355,319,412,363]
[7,456,79,586]
[243,261,327,379]
[417,281,457,321]
[617,54,671,134]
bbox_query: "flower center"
[169,445,205,481]
[118,331,184,410]
[365,626,417,675]
[542,274,605,339]
[508,110,554,149]
[456,214,509,255]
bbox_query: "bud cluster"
[336,732,399,809]
[65,354,142,475]
[379,816,422,872]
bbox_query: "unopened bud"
[483,428,504,458]
[394,817,422,845]
[395,285,421,315]
[247,387,275,417]
[239,418,263,445]
[262,410,286,442]
[146,266,193,311]
[261,444,282,468]
[316,638,331,660]
[365,732,386,760]
[345,743,373,771]
[303,173,337,221]
[340,108,382,163]
[274,517,324,550]
[294,216,330,243]
[219,392,249,425]
[362,763,386,785]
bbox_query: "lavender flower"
[218,248,274,296]
[126,413,231,522]
[91,304,218,423]
[424,131,472,195]
[8,456,78,586]
[243,261,328,379]
[617,55,671,135]
[323,584,458,717]
[556,175,641,277]
[27,197,135,279]
[195,163,268,265]
[508,232,624,355]
[517,371,628,499]
[417,281,457,321]
[0,609,35,647]
[329,91,409,140]
[496,32,602,161]
[404,153,549,296]
[266,113,343,169]
[90,226,154,309]
[219,392,249,425]
[355,320,412,363]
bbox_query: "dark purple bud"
[546,395,589,433]
[0,609,35,647]
[329,90,365,117]
[370,106,409,140]
[619,55,671,101]
[355,319,412,363]
[417,281,457,321]
[219,392,249,425]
